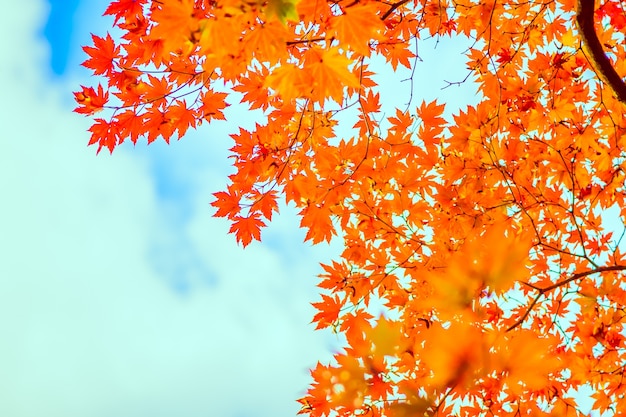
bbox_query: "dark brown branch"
[286,37,326,46]
[506,265,626,332]
[381,0,410,21]
[576,0,626,103]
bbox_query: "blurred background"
[0,2,341,416]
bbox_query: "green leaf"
[265,0,299,25]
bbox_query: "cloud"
[0,2,337,417]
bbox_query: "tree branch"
[381,0,410,21]
[506,264,626,332]
[576,0,626,104]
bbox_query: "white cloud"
[0,2,338,417]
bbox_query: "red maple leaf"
[73,84,109,115]
[88,118,120,154]
[81,33,120,76]
[104,0,146,25]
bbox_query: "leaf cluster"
[76,0,626,415]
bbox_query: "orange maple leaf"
[228,214,265,247]
[198,90,228,122]
[264,63,312,102]
[331,4,385,56]
[212,190,241,220]
[299,203,336,244]
[311,294,342,329]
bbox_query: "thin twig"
[507,265,626,332]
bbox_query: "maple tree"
[75,0,626,415]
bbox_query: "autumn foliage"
[76,0,626,415]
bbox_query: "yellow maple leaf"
[264,62,312,102]
[265,0,300,24]
[304,47,361,104]
[366,316,404,357]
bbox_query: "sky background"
[0,2,476,417]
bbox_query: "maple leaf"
[115,109,143,144]
[198,90,228,122]
[228,214,265,247]
[143,108,168,144]
[211,190,240,219]
[165,100,198,139]
[142,74,171,105]
[311,294,342,329]
[81,33,119,76]
[366,316,404,357]
[103,0,146,25]
[299,204,336,244]
[252,190,279,221]
[388,108,413,135]
[264,63,312,102]
[305,47,361,104]
[377,41,415,71]
[88,118,119,154]
[149,0,199,54]
[243,22,289,65]
[339,311,374,344]
[496,48,513,65]
[598,1,626,31]
[331,4,385,56]
[265,0,300,25]
[417,100,445,126]
[74,84,109,115]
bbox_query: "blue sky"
[0,2,479,417]
[42,0,79,75]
